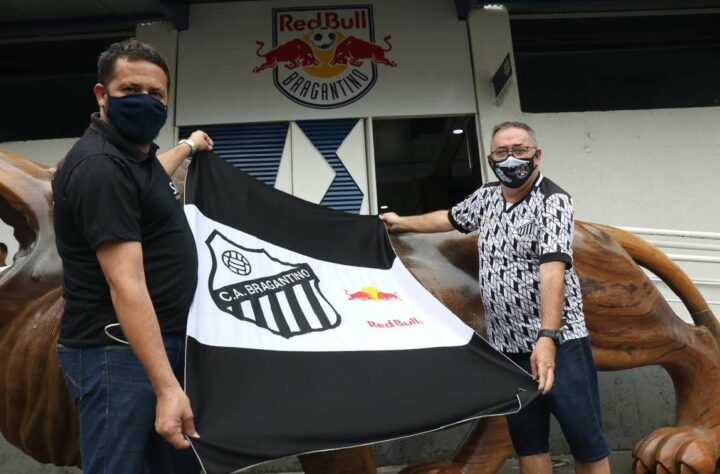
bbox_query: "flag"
[184,152,539,474]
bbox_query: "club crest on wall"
[252,5,397,109]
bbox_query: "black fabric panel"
[186,152,395,269]
[186,335,539,474]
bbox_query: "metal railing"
[618,226,720,266]
[617,226,720,308]
[619,226,720,241]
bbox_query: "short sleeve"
[65,156,142,250]
[538,193,574,268]
[448,188,484,233]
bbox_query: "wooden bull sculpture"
[1,150,719,474]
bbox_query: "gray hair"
[492,121,538,147]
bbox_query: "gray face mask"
[490,155,535,188]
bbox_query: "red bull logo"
[253,5,397,109]
[345,286,401,302]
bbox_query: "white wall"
[469,7,720,232]
[468,7,720,320]
[0,138,76,168]
[176,0,476,125]
[136,21,179,151]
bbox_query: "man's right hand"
[188,130,214,154]
[380,210,455,234]
[379,212,406,233]
[155,385,199,449]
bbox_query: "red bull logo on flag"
[252,5,397,109]
[345,286,401,301]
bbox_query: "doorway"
[372,115,482,216]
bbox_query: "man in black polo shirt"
[381,122,610,474]
[53,39,213,473]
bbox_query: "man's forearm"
[157,143,192,178]
[538,261,566,331]
[97,240,196,448]
[110,282,178,395]
[398,210,454,233]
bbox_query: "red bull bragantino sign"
[253,5,397,109]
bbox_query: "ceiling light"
[380,205,389,210]
[483,4,505,10]
[452,129,464,135]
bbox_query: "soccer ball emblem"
[311,27,337,50]
[222,250,252,276]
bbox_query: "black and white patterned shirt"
[449,174,589,353]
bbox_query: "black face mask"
[106,94,167,145]
[490,155,536,188]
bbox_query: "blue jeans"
[56,335,200,474]
[504,336,610,463]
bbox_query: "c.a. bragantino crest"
[206,230,341,338]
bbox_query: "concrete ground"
[274,451,637,473]
[497,451,634,473]
[0,448,639,474]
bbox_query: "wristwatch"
[178,138,196,156]
[537,328,564,346]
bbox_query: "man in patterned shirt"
[381,122,610,474]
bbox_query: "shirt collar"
[89,112,159,162]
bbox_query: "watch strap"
[537,328,563,345]
[178,138,196,156]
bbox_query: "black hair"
[0,243,7,253]
[98,38,170,89]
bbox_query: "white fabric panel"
[185,204,474,352]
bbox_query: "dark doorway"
[373,115,482,216]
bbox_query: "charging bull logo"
[252,5,396,109]
[207,230,341,338]
[345,287,401,301]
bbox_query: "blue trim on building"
[297,119,363,214]
[179,122,289,186]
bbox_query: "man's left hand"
[531,337,556,395]
[155,385,199,449]
[189,130,214,153]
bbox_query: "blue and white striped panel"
[179,122,289,186]
[296,119,363,214]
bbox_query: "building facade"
[0,0,719,470]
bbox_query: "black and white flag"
[184,152,538,474]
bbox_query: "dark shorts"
[504,336,610,463]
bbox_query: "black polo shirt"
[52,113,198,346]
